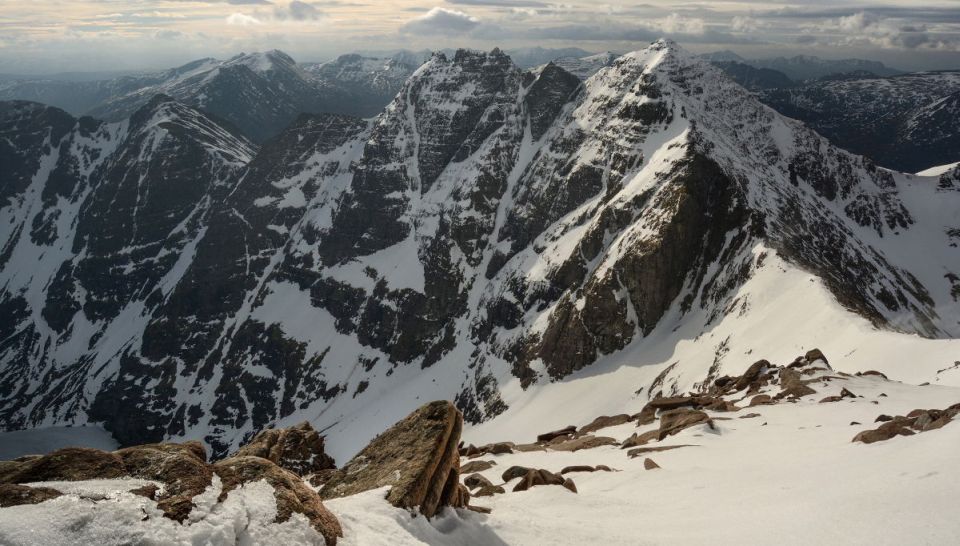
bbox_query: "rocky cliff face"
[1,41,958,459]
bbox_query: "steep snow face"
[1,41,958,462]
[547,52,618,81]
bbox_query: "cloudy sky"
[1,1,958,73]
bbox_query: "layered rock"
[319,401,468,517]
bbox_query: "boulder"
[875,415,893,423]
[580,414,632,434]
[739,413,762,419]
[0,484,62,507]
[734,360,771,391]
[537,426,577,443]
[658,408,710,440]
[233,422,335,476]
[463,473,493,490]
[550,435,619,452]
[473,484,505,497]
[804,348,829,366]
[748,395,773,407]
[471,442,515,457]
[562,478,578,493]
[0,447,125,484]
[819,395,843,403]
[501,465,532,482]
[215,456,342,545]
[319,401,467,518]
[643,458,660,470]
[460,460,496,474]
[840,387,856,399]
[512,469,569,493]
[620,430,660,449]
[114,442,213,522]
[560,465,599,474]
[857,370,888,380]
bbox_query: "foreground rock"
[0,484,62,507]
[233,421,336,476]
[319,401,469,517]
[0,428,344,544]
[512,469,576,493]
[214,456,343,544]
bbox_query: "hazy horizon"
[1,1,959,75]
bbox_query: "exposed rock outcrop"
[319,401,468,517]
[232,421,335,476]
[0,484,62,507]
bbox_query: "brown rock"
[634,405,658,425]
[308,468,338,488]
[853,418,917,444]
[735,360,771,391]
[620,430,660,449]
[473,484,505,497]
[643,458,660,470]
[748,395,773,407]
[129,483,160,500]
[460,460,496,474]
[0,484,62,507]
[657,408,710,440]
[467,504,493,514]
[627,445,694,458]
[216,456,342,545]
[536,426,577,443]
[561,478,578,493]
[739,413,762,419]
[114,442,213,522]
[819,396,843,403]
[233,422,335,476]
[512,469,567,493]
[501,466,532,482]
[560,465,597,474]
[463,473,493,490]
[460,444,481,457]
[475,442,515,456]
[580,414,633,434]
[0,447,125,484]
[550,435,619,452]
[319,401,467,518]
[875,415,893,422]
[512,443,547,453]
[857,370,889,380]
[804,349,829,366]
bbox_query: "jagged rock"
[464,473,494,490]
[215,456,343,544]
[0,484,62,507]
[232,422,335,476]
[819,395,844,403]
[512,469,570,493]
[580,414,633,434]
[776,368,818,399]
[537,426,578,443]
[460,445,482,457]
[875,415,894,422]
[840,388,856,398]
[550,435,619,452]
[467,504,493,514]
[734,360,771,391]
[0,447,126,484]
[129,483,160,500]
[502,466,532,482]
[562,478,578,493]
[627,445,694,458]
[804,348,829,366]
[748,394,773,407]
[658,409,710,440]
[319,401,467,518]
[857,370,889,380]
[461,460,497,474]
[643,458,661,470]
[620,430,660,449]
[513,443,547,453]
[114,442,213,522]
[473,484,506,497]
[469,442,515,457]
[740,413,762,419]
[308,469,338,488]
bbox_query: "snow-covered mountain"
[0,50,420,144]
[760,71,960,172]
[1,40,959,467]
[548,52,619,81]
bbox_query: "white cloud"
[226,13,262,26]
[731,15,761,33]
[656,13,705,35]
[400,7,480,35]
